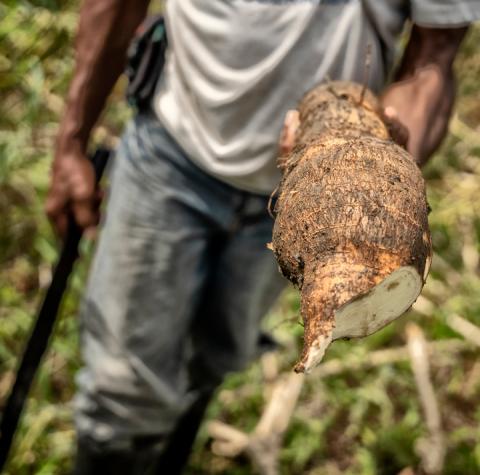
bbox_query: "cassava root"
[270,81,432,373]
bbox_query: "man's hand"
[46,149,101,238]
[48,0,149,239]
[382,25,468,166]
[382,65,454,165]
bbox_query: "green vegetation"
[1,2,480,473]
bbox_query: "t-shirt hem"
[153,99,276,197]
[412,2,480,27]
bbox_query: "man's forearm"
[56,0,149,160]
[382,25,469,164]
[395,25,468,80]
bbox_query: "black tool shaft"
[0,148,110,471]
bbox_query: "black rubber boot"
[72,435,165,475]
[152,389,214,475]
[72,391,214,475]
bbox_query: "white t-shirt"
[154,0,480,194]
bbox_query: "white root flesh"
[300,266,423,373]
[333,266,422,340]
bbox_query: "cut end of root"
[293,265,424,374]
[294,330,333,374]
[332,265,423,340]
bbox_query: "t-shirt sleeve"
[411,0,480,27]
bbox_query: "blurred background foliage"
[1,1,480,474]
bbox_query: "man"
[46,1,479,473]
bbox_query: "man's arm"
[46,0,150,237]
[381,25,469,166]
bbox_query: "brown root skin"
[272,80,432,373]
[295,81,390,149]
[293,252,405,373]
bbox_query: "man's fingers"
[53,213,69,240]
[47,194,100,240]
[382,106,409,149]
[45,200,68,239]
[45,154,103,241]
[71,166,96,202]
[84,226,99,241]
[72,198,100,230]
[95,189,105,206]
[280,109,300,156]
[47,186,102,235]
[45,185,69,237]
[383,106,397,120]
[68,160,100,229]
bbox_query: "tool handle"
[0,148,111,472]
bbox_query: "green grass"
[1,3,480,473]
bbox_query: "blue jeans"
[74,113,285,446]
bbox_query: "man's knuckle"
[45,199,57,215]
[74,182,95,200]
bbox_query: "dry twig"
[463,360,480,398]
[446,313,480,348]
[208,338,472,473]
[314,338,470,378]
[209,368,305,475]
[406,323,446,475]
[412,295,435,316]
